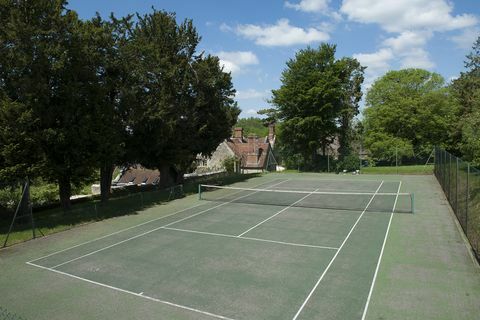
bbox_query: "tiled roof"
[116,165,160,185]
[226,136,272,169]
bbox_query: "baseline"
[26,261,235,320]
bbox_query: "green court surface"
[1,174,479,319]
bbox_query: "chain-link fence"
[434,147,480,262]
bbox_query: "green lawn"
[361,164,433,175]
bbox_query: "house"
[196,124,277,173]
[99,125,277,194]
[115,165,160,186]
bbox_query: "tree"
[336,57,365,160]
[363,68,458,163]
[0,96,42,182]
[83,15,131,202]
[269,44,364,170]
[121,10,239,186]
[235,117,268,137]
[0,0,104,209]
[451,36,480,164]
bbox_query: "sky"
[68,0,480,118]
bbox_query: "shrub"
[336,154,360,172]
[222,156,237,173]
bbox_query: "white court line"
[26,262,235,320]
[291,181,385,320]
[27,178,285,264]
[361,181,402,320]
[236,188,321,238]
[164,226,339,250]
[47,180,290,269]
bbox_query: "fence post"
[447,152,451,200]
[443,150,447,190]
[455,157,458,213]
[466,163,469,235]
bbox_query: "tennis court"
[2,174,480,319]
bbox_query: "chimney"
[268,122,275,141]
[233,127,243,139]
[247,134,256,144]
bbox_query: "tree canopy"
[363,68,458,163]
[120,10,239,186]
[235,117,269,137]
[268,44,364,170]
[451,36,480,165]
[0,2,239,209]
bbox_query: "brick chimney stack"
[268,123,275,141]
[233,127,243,139]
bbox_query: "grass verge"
[360,164,433,175]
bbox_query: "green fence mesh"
[435,147,480,262]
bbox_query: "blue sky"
[68,0,480,118]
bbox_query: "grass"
[360,164,433,175]
[0,172,261,247]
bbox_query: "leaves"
[452,36,480,163]
[363,68,457,162]
[270,44,364,169]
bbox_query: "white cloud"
[450,28,480,49]
[354,48,393,74]
[217,51,259,74]
[285,0,329,13]
[236,89,269,100]
[398,47,435,69]
[219,22,233,33]
[236,19,329,46]
[340,0,477,33]
[353,48,394,89]
[382,31,435,69]
[449,75,459,83]
[382,31,429,53]
[353,32,435,89]
[246,108,259,115]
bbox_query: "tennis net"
[198,184,414,213]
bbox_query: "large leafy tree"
[363,68,458,163]
[269,44,364,169]
[122,10,239,186]
[336,57,365,159]
[0,0,108,209]
[83,15,131,202]
[451,36,480,164]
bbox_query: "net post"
[411,193,415,214]
[198,184,202,200]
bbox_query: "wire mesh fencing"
[434,147,480,262]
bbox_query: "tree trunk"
[159,164,176,188]
[58,177,72,211]
[100,161,114,202]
